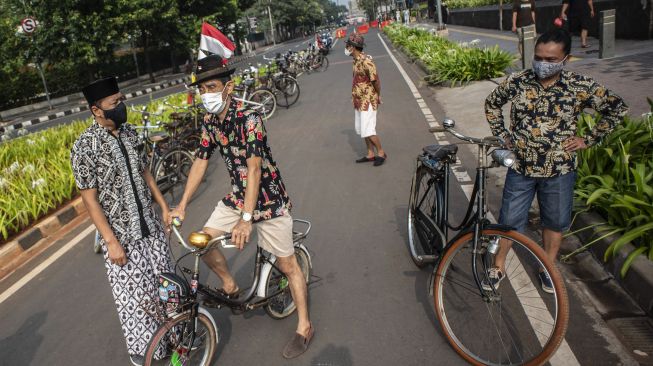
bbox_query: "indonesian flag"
[198,22,236,60]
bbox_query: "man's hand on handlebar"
[231,219,252,250]
[168,206,186,227]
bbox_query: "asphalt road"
[0,28,636,366]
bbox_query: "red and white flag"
[198,22,236,60]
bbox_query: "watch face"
[242,212,253,221]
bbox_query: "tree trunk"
[143,33,155,83]
[499,0,504,31]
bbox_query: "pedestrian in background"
[561,0,595,48]
[345,33,387,167]
[512,0,536,59]
[70,77,174,366]
[483,28,627,293]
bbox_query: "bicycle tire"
[433,229,569,366]
[317,56,329,72]
[264,247,312,319]
[250,89,277,120]
[274,76,300,108]
[144,310,217,366]
[407,165,445,268]
[154,148,194,206]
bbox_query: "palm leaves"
[571,111,653,275]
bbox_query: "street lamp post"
[128,35,142,87]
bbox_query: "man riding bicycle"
[168,54,313,359]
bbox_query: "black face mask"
[99,101,127,130]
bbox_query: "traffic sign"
[21,17,37,34]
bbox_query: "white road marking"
[0,225,94,305]
[378,32,580,366]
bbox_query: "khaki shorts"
[204,201,294,257]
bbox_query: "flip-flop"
[355,156,375,163]
[581,44,590,48]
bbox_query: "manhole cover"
[607,317,653,364]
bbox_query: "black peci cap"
[82,77,120,106]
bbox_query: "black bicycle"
[143,219,313,366]
[408,118,569,365]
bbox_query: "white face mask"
[344,47,352,56]
[200,90,227,114]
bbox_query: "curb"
[0,77,189,134]
[0,197,87,280]
[572,211,653,317]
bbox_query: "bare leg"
[364,137,375,158]
[201,227,238,293]
[368,135,385,157]
[276,254,311,336]
[542,228,562,266]
[494,237,513,273]
[581,29,588,46]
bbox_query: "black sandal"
[355,156,375,163]
[373,154,387,166]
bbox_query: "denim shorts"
[498,169,576,233]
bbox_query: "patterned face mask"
[532,56,567,79]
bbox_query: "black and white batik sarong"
[103,231,172,357]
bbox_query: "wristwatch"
[242,212,253,222]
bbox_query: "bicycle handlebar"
[170,220,234,251]
[429,119,503,147]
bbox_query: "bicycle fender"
[198,306,219,345]
[457,223,516,237]
[256,245,312,298]
[257,254,277,298]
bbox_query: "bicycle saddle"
[149,131,169,142]
[423,144,458,160]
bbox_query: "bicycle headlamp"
[491,149,516,168]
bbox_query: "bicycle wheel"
[317,56,329,72]
[264,247,312,319]
[144,310,217,366]
[407,165,445,268]
[250,89,277,120]
[154,148,194,206]
[274,76,300,108]
[433,229,569,366]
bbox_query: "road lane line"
[377,32,580,366]
[0,225,94,305]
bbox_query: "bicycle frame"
[419,124,512,298]
[168,220,311,311]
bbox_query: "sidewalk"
[410,22,653,116]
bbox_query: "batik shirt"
[71,123,163,247]
[352,54,379,111]
[196,99,291,222]
[485,69,628,178]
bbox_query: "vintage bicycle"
[142,218,313,365]
[408,118,569,365]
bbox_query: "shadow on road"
[393,205,440,331]
[341,128,365,157]
[0,311,47,365]
[310,343,353,366]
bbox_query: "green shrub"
[447,0,505,9]
[383,24,514,85]
[0,93,191,242]
[571,104,653,275]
